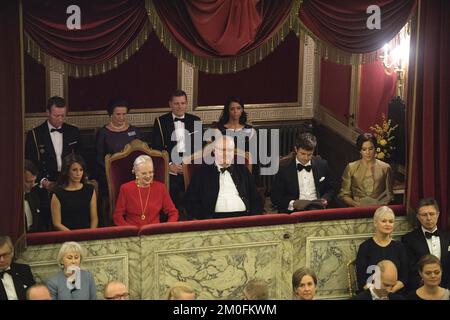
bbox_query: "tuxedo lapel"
[0,281,7,300]
[414,229,431,255]
[439,232,450,265]
[41,124,57,162]
[288,159,300,197]
[311,158,320,197]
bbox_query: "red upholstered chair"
[105,139,169,220]
[182,147,252,191]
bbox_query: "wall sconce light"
[380,25,410,99]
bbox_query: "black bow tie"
[220,166,231,174]
[0,269,12,279]
[297,164,312,172]
[173,117,185,123]
[424,230,439,239]
[50,127,63,133]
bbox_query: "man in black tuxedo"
[24,160,51,232]
[401,198,450,292]
[0,236,35,300]
[152,90,202,211]
[25,96,80,190]
[270,132,335,213]
[184,135,262,219]
[351,260,404,300]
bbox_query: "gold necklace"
[136,182,151,220]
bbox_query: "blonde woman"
[46,241,96,300]
[355,206,408,293]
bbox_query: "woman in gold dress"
[338,133,393,207]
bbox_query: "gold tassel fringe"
[146,0,302,74]
[24,20,152,78]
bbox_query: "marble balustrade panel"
[140,224,295,300]
[17,216,413,300]
[17,236,141,299]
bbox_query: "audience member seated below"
[243,278,269,300]
[27,283,52,300]
[103,280,129,300]
[47,241,97,300]
[24,159,52,232]
[406,254,450,300]
[401,198,450,292]
[166,282,196,300]
[351,260,404,300]
[338,133,393,207]
[113,155,179,226]
[183,135,262,220]
[271,132,335,213]
[50,154,98,231]
[292,267,318,300]
[355,206,408,293]
[0,236,35,300]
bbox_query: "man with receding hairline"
[27,283,51,300]
[352,260,404,300]
[104,280,129,300]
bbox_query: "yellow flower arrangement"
[370,113,398,160]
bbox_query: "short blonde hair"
[132,155,153,173]
[244,278,269,300]
[56,241,85,267]
[166,282,195,300]
[373,206,395,222]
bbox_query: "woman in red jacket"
[113,155,178,226]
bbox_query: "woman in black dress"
[212,96,259,181]
[355,206,408,293]
[406,254,450,300]
[51,154,98,231]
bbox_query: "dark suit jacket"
[25,121,81,181]
[270,157,335,212]
[0,263,35,300]
[184,164,262,219]
[25,185,52,232]
[151,112,201,162]
[401,228,450,291]
[351,290,405,300]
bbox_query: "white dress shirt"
[1,267,19,300]
[172,113,186,153]
[47,121,63,172]
[214,165,246,213]
[288,160,317,211]
[422,226,441,259]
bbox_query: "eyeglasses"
[0,251,12,260]
[418,212,438,218]
[105,292,129,300]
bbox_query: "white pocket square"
[447,245,450,251]
[319,177,325,182]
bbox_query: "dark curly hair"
[356,133,377,151]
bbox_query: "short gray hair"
[56,241,85,267]
[133,155,153,173]
[0,236,14,254]
[373,206,395,222]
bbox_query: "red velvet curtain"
[299,0,416,53]
[23,0,147,64]
[407,0,450,229]
[152,0,293,57]
[0,1,24,244]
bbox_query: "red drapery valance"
[23,0,149,77]
[147,0,300,73]
[298,0,417,64]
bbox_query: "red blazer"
[113,181,178,226]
